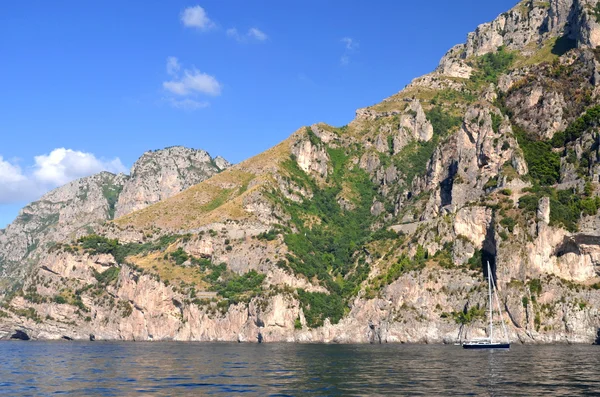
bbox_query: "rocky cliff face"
[0,147,229,295]
[0,172,126,291]
[114,146,230,218]
[1,0,600,344]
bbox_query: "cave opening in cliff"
[10,330,30,340]
[481,214,497,283]
[440,161,458,207]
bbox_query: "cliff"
[0,147,229,295]
[1,0,599,344]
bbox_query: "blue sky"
[0,0,518,228]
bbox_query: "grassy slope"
[115,134,296,230]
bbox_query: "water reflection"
[0,342,598,396]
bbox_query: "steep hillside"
[0,147,229,295]
[1,0,600,344]
[114,146,231,218]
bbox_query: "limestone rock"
[400,99,434,142]
[291,136,329,178]
[115,146,228,218]
[0,172,126,287]
[537,197,551,225]
[3,0,600,345]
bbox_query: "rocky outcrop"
[400,99,434,142]
[114,146,229,218]
[1,252,597,344]
[417,105,522,216]
[0,147,230,295]
[438,0,600,66]
[437,45,473,78]
[3,1,600,345]
[507,87,568,139]
[291,133,329,177]
[0,172,126,288]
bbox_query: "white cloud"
[0,150,127,204]
[227,27,268,42]
[163,68,221,96]
[226,28,240,40]
[166,56,180,76]
[162,57,221,110]
[0,157,26,184]
[341,37,358,51]
[181,5,215,30]
[248,28,268,41]
[0,157,38,204]
[33,149,126,186]
[340,37,359,66]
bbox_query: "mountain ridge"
[1,0,599,343]
[0,146,230,294]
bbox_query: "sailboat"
[463,261,511,349]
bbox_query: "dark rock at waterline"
[10,330,30,341]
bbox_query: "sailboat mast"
[491,267,510,343]
[487,261,493,343]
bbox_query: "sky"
[0,0,519,228]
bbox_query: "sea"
[0,342,598,396]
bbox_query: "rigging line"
[490,267,510,343]
[487,261,494,342]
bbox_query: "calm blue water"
[0,342,598,396]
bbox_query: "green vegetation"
[78,234,184,265]
[484,176,499,190]
[306,127,322,147]
[118,300,133,317]
[201,188,233,213]
[23,285,46,304]
[369,228,399,242]
[294,316,302,330]
[168,247,189,265]
[470,46,516,85]
[384,250,427,284]
[431,89,476,104]
[514,125,560,185]
[491,113,503,134]
[366,247,432,293]
[54,295,67,304]
[212,270,265,305]
[257,229,279,241]
[102,183,123,220]
[551,105,600,148]
[427,106,463,137]
[500,217,516,232]
[528,278,543,296]
[594,3,600,23]
[273,146,382,324]
[519,186,600,231]
[388,104,460,190]
[93,267,120,285]
[296,289,345,328]
[467,250,483,271]
[11,307,41,323]
[393,141,437,188]
[186,255,267,307]
[444,304,486,325]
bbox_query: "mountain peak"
[114,146,230,218]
